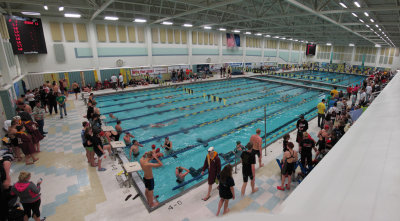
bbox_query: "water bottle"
[37,178,43,185]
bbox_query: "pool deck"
[8,70,333,221]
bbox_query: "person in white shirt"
[110,75,117,90]
[328,102,339,123]
[366,84,372,102]
[25,90,36,109]
[118,74,124,89]
[336,99,344,115]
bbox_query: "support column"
[0,38,12,86]
[87,22,101,80]
[187,30,192,66]
[145,26,152,67]
[218,32,222,64]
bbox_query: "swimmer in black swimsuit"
[161,137,172,151]
[123,132,135,147]
[175,166,189,183]
[129,140,143,160]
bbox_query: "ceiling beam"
[320,6,400,14]
[284,0,376,45]
[151,0,242,24]
[90,0,115,21]
[342,22,400,26]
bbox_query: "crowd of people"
[0,69,394,219]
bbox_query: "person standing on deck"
[201,147,221,201]
[250,128,264,167]
[317,99,326,129]
[140,151,163,208]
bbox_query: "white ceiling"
[1,0,398,47]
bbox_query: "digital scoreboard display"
[5,15,47,54]
[306,44,316,56]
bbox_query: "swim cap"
[324,125,329,129]
[156,148,160,153]
[152,144,156,149]
[208,146,214,152]
[236,141,241,145]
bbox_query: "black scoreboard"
[306,44,316,56]
[5,15,47,54]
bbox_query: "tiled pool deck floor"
[8,73,323,221]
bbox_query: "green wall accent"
[290,52,299,62]
[97,47,148,57]
[222,49,243,56]
[152,48,188,56]
[279,51,290,62]
[0,90,15,119]
[264,50,277,57]
[246,50,262,56]
[74,48,93,58]
[192,48,219,55]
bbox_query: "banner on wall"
[226,33,240,47]
[209,64,223,72]
[168,65,190,73]
[228,62,243,68]
[196,64,210,73]
[13,82,20,97]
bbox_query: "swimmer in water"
[176,166,190,183]
[164,95,174,99]
[123,132,135,146]
[161,137,172,151]
[179,106,194,111]
[235,88,241,91]
[154,103,166,108]
[150,119,178,128]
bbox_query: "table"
[123,162,142,173]
[101,125,114,131]
[110,141,126,149]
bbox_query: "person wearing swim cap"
[201,147,221,201]
[161,137,172,151]
[151,144,164,158]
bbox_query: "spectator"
[56,92,67,119]
[282,133,290,152]
[23,119,43,153]
[201,147,221,201]
[111,74,118,90]
[47,89,58,115]
[317,99,326,129]
[103,79,110,88]
[277,142,298,191]
[32,101,46,136]
[15,125,38,165]
[25,90,36,109]
[216,164,235,216]
[72,81,80,100]
[118,74,124,89]
[11,171,43,221]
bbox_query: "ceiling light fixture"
[352,13,357,17]
[162,21,173,25]
[339,2,347,8]
[21,12,41,16]
[273,36,279,38]
[375,24,379,27]
[378,28,382,31]
[370,19,374,22]
[349,43,355,46]
[366,25,369,27]
[294,39,298,41]
[354,2,361,8]
[265,35,271,37]
[183,24,193,27]
[104,16,118,20]
[359,19,364,23]
[255,33,262,36]
[326,43,332,46]
[64,13,81,18]
[219,28,226,31]
[204,26,212,30]
[245,31,251,35]
[59,6,64,11]
[364,12,369,17]
[375,44,381,47]
[281,37,286,40]
[134,18,147,23]
[233,30,240,33]
[44,5,48,10]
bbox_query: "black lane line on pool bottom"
[157,92,318,161]
[97,78,247,103]
[97,79,250,108]
[122,86,297,132]
[100,82,273,114]
[171,105,318,191]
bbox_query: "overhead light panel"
[255,33,262,36]
[183,24,193,27]
[204,26,212,30]
[233,30,240,33]
[134,18,147,23]
[59,6,64,11]
[364,12,369,17]
[273,36,279,38]
[375,24,379,27]
[370,19,374,22]
[64,13,81,18]
[378,28,382,31]
[219,28,226,31]
[21,12,41,16]
[354,2,361,8]
[104,16,118,20]
[349,43,355,46]
[162,21,173,25]
[326,43,332,46]
[375,44,381,47]
[280,37,286,40]
[265,35,271,37]
[44,5,48,10]
[245,32,251,35]
[352,13,358,17]
[339,2,347,8]
[359,19,364,23]
[294,39,298,41]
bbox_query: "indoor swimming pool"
[95,78,326,203]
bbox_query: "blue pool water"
[95,77,327,203]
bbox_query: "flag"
[227,33,236,47]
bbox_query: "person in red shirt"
[103,79,110,88]
[346,86,352,98]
